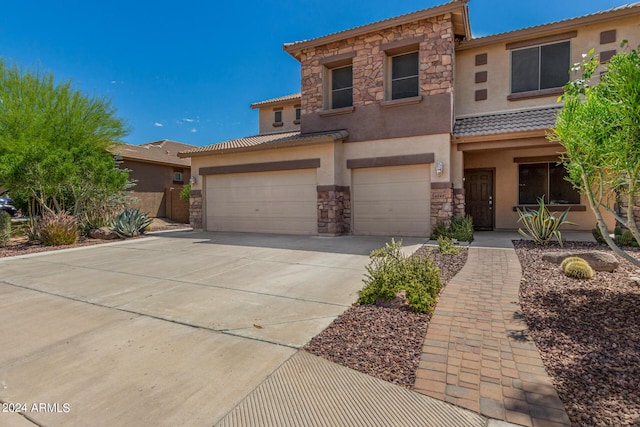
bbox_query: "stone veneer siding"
[189,190,203,230]
[317,186,351,235]
[431,183,456,227]
[453,188,466,218]
[300,14,454,114]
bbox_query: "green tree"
[550,45,640,267]
[0,60,131,227]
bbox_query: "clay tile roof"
[459,2,640,49]
[250,93,301,109]
[453,107,562,138]
[114,139,196,167]
[178,130,348,158]
[283,0,469,55]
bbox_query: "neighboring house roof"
[458,2,640,50]
[453,107,561,138]
[283,0,471,59]
[114,139,195,167]
[178,130,349,158]
[250,93,301,109]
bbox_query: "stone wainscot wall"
[317,186,351,235]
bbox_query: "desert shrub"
[564,260,594,280]
[517,197,574,246]
[592,225,606,244]
[430,223,452,240]
[38,211,78,246]
[0,211,11,245]
[358,239,442,314]
[450,215,474,242]
[111,208,152,238]
[560,256,587,272]
[180,184,191,202]
[431,215,474,242]
[437,236,460,255]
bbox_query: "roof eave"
[179,131,348,158]
[283,0,470,59]
[117,155,191,167]
[457,4,640,50]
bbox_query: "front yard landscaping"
[305,245,468,388]
[306,238,640,426]
[515,241,640,426]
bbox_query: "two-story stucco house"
[179,0,640,236]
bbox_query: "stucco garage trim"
[346,153,434,169]
[200,158,320,175]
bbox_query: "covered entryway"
[464,169,494,230]
[351,164,431,236]
[205,170,317,234]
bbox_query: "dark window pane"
[392,76,419,99]
[512,47,539,93]
[332,66,352,90]
[274,111,282,122]
[295,107,301,120]
[540,42,570,90]
[332,88,352,109]
[519,163,548,204]
[549,163,580,204]
[392,52,419,79]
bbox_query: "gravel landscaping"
[0,218,187,259]
[514,241,640,427]
[304,246,468,388]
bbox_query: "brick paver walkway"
[414,247,571,427]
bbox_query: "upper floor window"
[173,170,183,184]
[274,110,282,123]
[511,41,570,93]
[330,65,353,109]
[518,162,580,205]
[391,51,419,100]
[295,105,301,121]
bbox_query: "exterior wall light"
[436,161,444,177]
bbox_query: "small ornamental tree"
[0,59,131,227]
[550,44,640,267]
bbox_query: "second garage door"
[205,169,317,234]
[352,164,431,236]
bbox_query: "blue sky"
[0,1,630,147]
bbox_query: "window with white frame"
[511,41,571,93]
[518,162,580,205]
[390,51,419,100]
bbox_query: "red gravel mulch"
[0,236,110,258]
[514,240,640,427]
[304,247,468,388]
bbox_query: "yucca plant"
[111,208,153,238]
[517,197,575,246]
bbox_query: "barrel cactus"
[564,260,594,280]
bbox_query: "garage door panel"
[206,170,317,235]
[352,165,430,237]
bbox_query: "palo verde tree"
[550,44,640,267]
[0,59,131,227]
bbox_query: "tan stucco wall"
[455,15,640,117]
[463,145,616,231]
[342,133,454,186]
[120,159,190,218]
[257,101,301,134]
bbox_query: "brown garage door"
[352,164,430,236]
[205,170,317,234]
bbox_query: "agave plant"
[111,208,153,238]
[517,197,575,246]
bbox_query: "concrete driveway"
[0,231,424,426]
